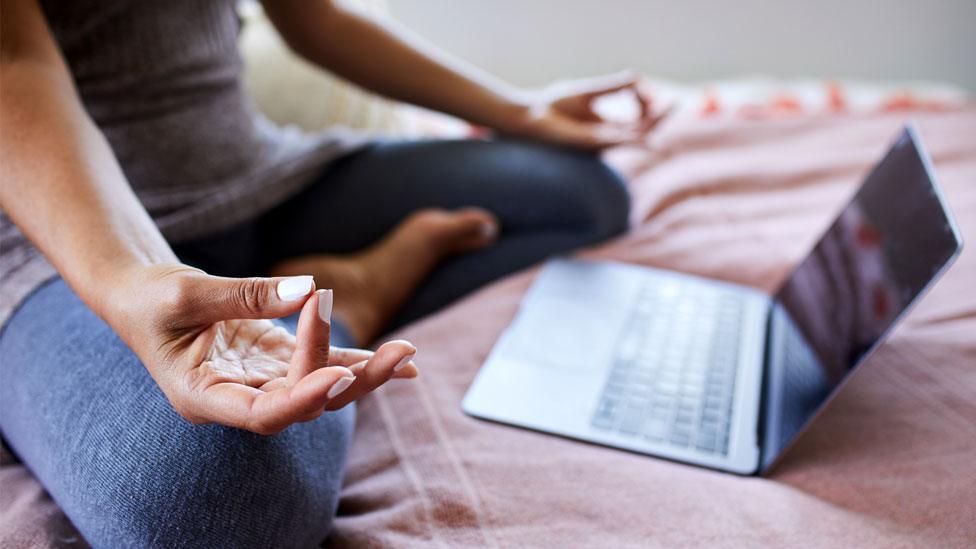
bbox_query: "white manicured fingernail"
[327,376,356,399]
[277,276,313,302]
[479,223,498,239]
[318,289,333,323]
[394,351,416,372]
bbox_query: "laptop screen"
[760,126,962,471]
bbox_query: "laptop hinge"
[754,302,775,472]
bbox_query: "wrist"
[477,85,539,135]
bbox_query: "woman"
[0,0,663,546]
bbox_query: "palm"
[192,319,295,392]
[166,302,418,434]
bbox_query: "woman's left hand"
[502,70,670,150]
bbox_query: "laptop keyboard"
[591,281,744,456]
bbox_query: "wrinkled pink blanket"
[3,109,975,548]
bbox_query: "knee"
[521,143,631,241]
[84,408,355,548]
[1,279,355,548]
[571,158,631,240]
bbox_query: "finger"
[634,85,653,123]
[193,365,354,434]
[451,207,501,250]
[288,289,332,383]
[587,75,653,128]
[329,346,418,379]
[585,102,675,149]
[186,273,316,324]
[583,72,656,129]
[392,360,420,379]
[636,103,676,133]
[324,340,417,410]
[577,70,641,99]
[551,95,603,123]
[328,346,373,366]
[298,408,326,423]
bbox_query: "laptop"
[462,124,963,475]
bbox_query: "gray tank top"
[0,0,368,325]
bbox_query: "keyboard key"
[700,420,721,437]
[650,403,671,418]
[658,381,680,396]
[592,413,614,430]
[632,371,654,386]
[657,395,677,409]
[644,419,669,439]
[618,413,643,435]
[702,410,723,424]
[696,435,718,453]
[669,432,691,447]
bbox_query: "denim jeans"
[0,139,629,548]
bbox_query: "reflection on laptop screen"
[761,128,961,469]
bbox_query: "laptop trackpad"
[497,262,641,374]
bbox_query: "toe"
[408,207,499,252]
[445,207,500,251]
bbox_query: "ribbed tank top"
[0,0,368,325]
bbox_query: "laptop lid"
[757,124,963,473]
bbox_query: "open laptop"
[462,124,962,475]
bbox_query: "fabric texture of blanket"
[2,108,974,548]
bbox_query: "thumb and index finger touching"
[192,272,352,378]
[562,70,673,149]
[181,272,354,385]
[186,272,418,384]
[575,70,652,116]
[181,273,356,432]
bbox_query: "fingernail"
[318,289,333,323]
[327,376,356,399]
[277,276,313,302]
[478,222,498,239]
[394,351,416,372]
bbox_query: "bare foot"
[270,208,499,346]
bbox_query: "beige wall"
[387,0,976,91]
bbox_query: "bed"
[325,106,976,548]
[2,100,975,547]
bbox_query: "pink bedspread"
[3,109,975,547]
[330,110,976,548]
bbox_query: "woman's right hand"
[108,264,418,435]
[1,1,413,436]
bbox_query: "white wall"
[387,0,976,91]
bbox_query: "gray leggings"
[0,139,628,548]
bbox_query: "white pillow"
[238,0,409,134]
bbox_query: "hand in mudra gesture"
[509,70,672,150]
[115,265,417,435]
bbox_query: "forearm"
[262,0,530,131]
[0,58,177,323]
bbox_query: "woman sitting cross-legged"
[0,0,666,546]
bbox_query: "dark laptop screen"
[760,126,962,470]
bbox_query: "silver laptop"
[463,125,962,475]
